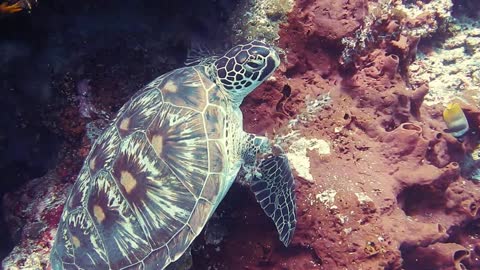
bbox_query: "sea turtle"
[50,40,297,270]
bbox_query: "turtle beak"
[272,50,281,69]
[258,49,281,81]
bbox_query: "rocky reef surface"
[2,0,480,270]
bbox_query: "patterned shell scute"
[116,89,163,138]
[65,165,91,211]
[66,209,109,269]
[88,125,122,177]
[207,86,229,108]
[122,263,143,270]
[111,131,196,248]
[156,67,209,112]
[146,102,208,197]
[86,170,151,269]
[166,225,195,262]
[194,66,217,92]
[187,199,213,236]
[52,65,229,270]
[204,105,225,139]
[51,219,75,266]
[113,71,172,120]
[207,140,225,173]
[142,246,169,270]
[200,174,221,205]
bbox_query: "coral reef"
[1,171,69,270]
[229,0,294,43]
[409,15,480,106]
[340,0,452,67]
[3,0,480,269]
[402,242,470,270]
[237,0,480,268]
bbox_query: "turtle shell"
[50,66,235,270]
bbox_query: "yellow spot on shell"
[120,171,137,194]
[119,117,131,131]
[89,156,96,171]
[71,235,81,248]
[93,205,106,223]
[152,135,164,156]
[164,81,178,93]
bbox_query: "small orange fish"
[0,1,23,14]
[0,0,36,15]
[443,102,469,138]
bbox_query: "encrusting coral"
[403,242,470,270]
[241,0,480,268]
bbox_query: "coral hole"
[397,185,445,216]
[400,122,422,133]
[389,54,399,61]
[454,249,470,262]
[467,201,478,217]
[382,54,400,76]
[282,84,292,97]
[382,119,398,132]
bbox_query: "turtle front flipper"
[242,135,297,246]
[251,154,296,246]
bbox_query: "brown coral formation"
[446,181,480,218]
[300,0,367,42]
[403,242,470,270]
[221,0,480,269]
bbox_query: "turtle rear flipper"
[250,154,296,246]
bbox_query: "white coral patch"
[315,189,337,210]
[285,137,330,182]
[355,192,373,204]
[406,13,480,106]
[336,214,348,224]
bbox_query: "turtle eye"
[245,56,264,72]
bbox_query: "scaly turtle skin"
[50,40,296,270]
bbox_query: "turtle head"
[212,40,280,105]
